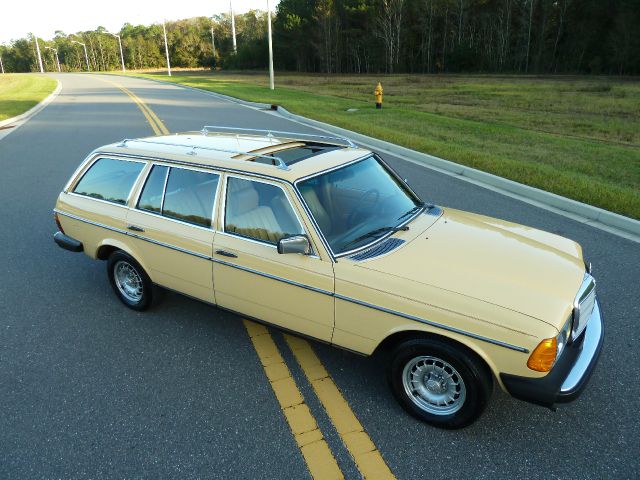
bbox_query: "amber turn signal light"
[527,337,557,372]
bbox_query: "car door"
[212,174,335,342]
[126,163,221,304]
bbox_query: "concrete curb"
[117,74,640,242]
[0,79,62,130]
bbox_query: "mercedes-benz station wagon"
[53,126,603,428]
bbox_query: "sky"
[1,0,280,45]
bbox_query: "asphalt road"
[0,73,638,479]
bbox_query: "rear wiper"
[397,202,427,221]
[342,225,409,251]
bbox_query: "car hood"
[355,208,585,329]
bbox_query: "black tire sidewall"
[107,251,153,311]
[388,338,492,429]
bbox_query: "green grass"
[0,74,57,122]
[125,71,640,220]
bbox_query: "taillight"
[54,212,64,233]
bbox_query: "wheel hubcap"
[114,261,143,303]
[402,356,466,415]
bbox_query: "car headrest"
[229,183,259,216]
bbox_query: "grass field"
[128,71,640,219]
[0,74,57,122]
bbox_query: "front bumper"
[501,299,604,408]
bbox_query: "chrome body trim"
[54,209,212,260]
[159,165,170,213]
[213,258,334,296]
[560,299,603,394]
[572,273,596,341]
[333,294,529,353]
[56,207,527,353]
[54,209,129,236]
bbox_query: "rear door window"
[73,158,144,205]
[159,167,219,228]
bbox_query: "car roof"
[97,131,371,183]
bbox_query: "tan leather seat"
[299,185,332,236]
[226,182,284,243]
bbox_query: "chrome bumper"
[500,298,604,408]
[557,298,604,401]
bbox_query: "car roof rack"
[116,138,289,170]
[200,125,357,148]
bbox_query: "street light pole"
[110,33,125,72]
[71,40,90,72]
[33,35,44,72]
[230,1,237,54]
[267,0,274,90]
[210,23,216,59]
[45,46,61,72]
[162,21,171,76]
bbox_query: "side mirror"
[277,235,310,255]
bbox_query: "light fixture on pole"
[71,40,90,72]
[162,21,171,76]
[267,0,274,90]
[108,32,125,72]
[33,34,44,72]
[229,1,237,54]
[45,46,61,72]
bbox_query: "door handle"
[215,249,238,258]
[127,225,145,232]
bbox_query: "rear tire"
[388,338,492,429]
[107,251,155,311]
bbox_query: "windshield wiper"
[397,202,427,221]
[342,225,409,251]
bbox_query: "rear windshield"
[73,158,144,205]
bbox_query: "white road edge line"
[0,78,62,141]
[104,74,640,244]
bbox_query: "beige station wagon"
[53,126,603,428]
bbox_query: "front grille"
[572,274,596,341]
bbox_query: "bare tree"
[377,0,405,73]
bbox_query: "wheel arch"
[373,329,499,385]
[95,239,153,281]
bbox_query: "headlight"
[556,315,572,359]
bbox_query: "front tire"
[388,338,492,429]
[107,251,155,311]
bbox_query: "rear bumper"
[501,299,604,408]
[53,231,83,253]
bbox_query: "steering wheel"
[347,189,380,227]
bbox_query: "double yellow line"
[101,78,169,136]
[245,321,395,479]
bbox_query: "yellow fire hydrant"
[374,82,383,109]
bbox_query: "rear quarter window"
[73,158,144,205]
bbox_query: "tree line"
[1,1,638,75]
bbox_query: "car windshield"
[297,156,423,255]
